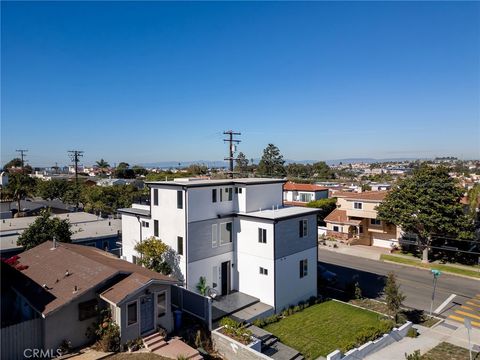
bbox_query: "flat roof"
[117,208,151,217]
[145,177,286,188]
[239,206,319,221]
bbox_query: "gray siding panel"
[274,214,317,259]
[188,218,234,262]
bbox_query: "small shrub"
[293,305,301,313]
[406,328,418,338]
[354,282,363,300]
[219,317,252,345]
[405,350,421,360]
[252,318,265,327]
[308,296,317,306]
[58,340,72,355]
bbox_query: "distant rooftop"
[145,177,286,188]
[283,182,329,192]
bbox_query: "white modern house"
[119,178,318,313]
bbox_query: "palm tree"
[3,173,36,217]
[95,159,110,174]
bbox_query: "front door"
[140,294,154,334]
[221,261,231,295]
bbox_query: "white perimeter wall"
[275,247,317,311]
[237,218,275,306]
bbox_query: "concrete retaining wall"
[212,327,270,360]
[326,321,413,360]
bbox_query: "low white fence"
[326,322,413,360]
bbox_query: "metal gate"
[171,285,212,330]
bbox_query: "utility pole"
[68,150,84,210]
[15,149,28,173]
[223,130,241,179]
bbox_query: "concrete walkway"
[319,241,389,261]
[365,320,480,360]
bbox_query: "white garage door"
[372,236,397,248]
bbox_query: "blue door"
[140,294,154,334]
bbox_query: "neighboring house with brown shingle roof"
[324,191,401,247]
[283,182,329,206]
[3,241,180,353]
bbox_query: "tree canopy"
[134,237,172,275]
[95,159,110,173]
[81,184,144,215]
[3,173,37,217]
[306,198,338,226]
[377,165,473,262]
[17,209,72,250]
[234,152,249,174]
[257,144,286,177]
[3,158,22,170]
[36,179,73,201]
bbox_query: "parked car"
[317,264,338,286]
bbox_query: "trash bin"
[174,310,183,330]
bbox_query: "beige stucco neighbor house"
[5,241,180,353]
[324,191,401,248]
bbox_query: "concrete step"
[143,332,162,342]
[188,354,204,360]
[149,340,168,352]
[263,335,278,348]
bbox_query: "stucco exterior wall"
[244,184,283,213]
[274,214,317,259]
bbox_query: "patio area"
[211,291,262,322]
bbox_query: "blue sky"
[1,1,479,167]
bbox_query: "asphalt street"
[318,249,480,318]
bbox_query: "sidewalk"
[365,320,480,360]
[319,240,389,261]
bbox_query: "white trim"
[155,290,168,319]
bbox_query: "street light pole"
[464,318,472,360]
[429,269,441,316]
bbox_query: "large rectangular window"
[212,189,217,203]
[299,219,308,237]
[127,301,138,326]
[370,219,381,225]
[299,259,308,278]
[227,187,233,201]
[300,193,313,202]
[177,236,183,255]
[212,224,218,248]
[220,222,232,245]
[153,189,158,206]
[258,228,267,243]
[78,299,97,321]
[157,292,166,318]
[177,191,183,209]
[154,220,159,237]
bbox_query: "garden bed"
[262,300,392,359]
[412,342,479,360]
[349,298,441,328]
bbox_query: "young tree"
[134,237,172,275]
[384,272,405,323]
[234,152,249,174]
[377,165,473,263]
[17,209,72,250]
[257,144,286,177]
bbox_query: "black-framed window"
[212,189,217,203]
[154,220,159,237]
[142,221,149,228]
[220,222,232,245]
[299,219,308,237]
[354,202,363,209]
[153,189,158,206]
[177,236,183,255]
[78,299,97,321]
[177,191,183,209]
[258,228,267,243]
[228,188,233,201]
[127,301,137,326]
[259,267,268,275]
[333,225,340,232]
[299,259,308,278]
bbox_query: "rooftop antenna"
[223,130,241,179]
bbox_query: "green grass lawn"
[263,300,385,359]
[380,254,480,279]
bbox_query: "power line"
[223,130,241,179]
[15,149,28,172]
[68,150,84,210]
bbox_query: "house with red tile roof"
[283,182,329,206]
[2,241,180,354]
[324,191,401,248]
